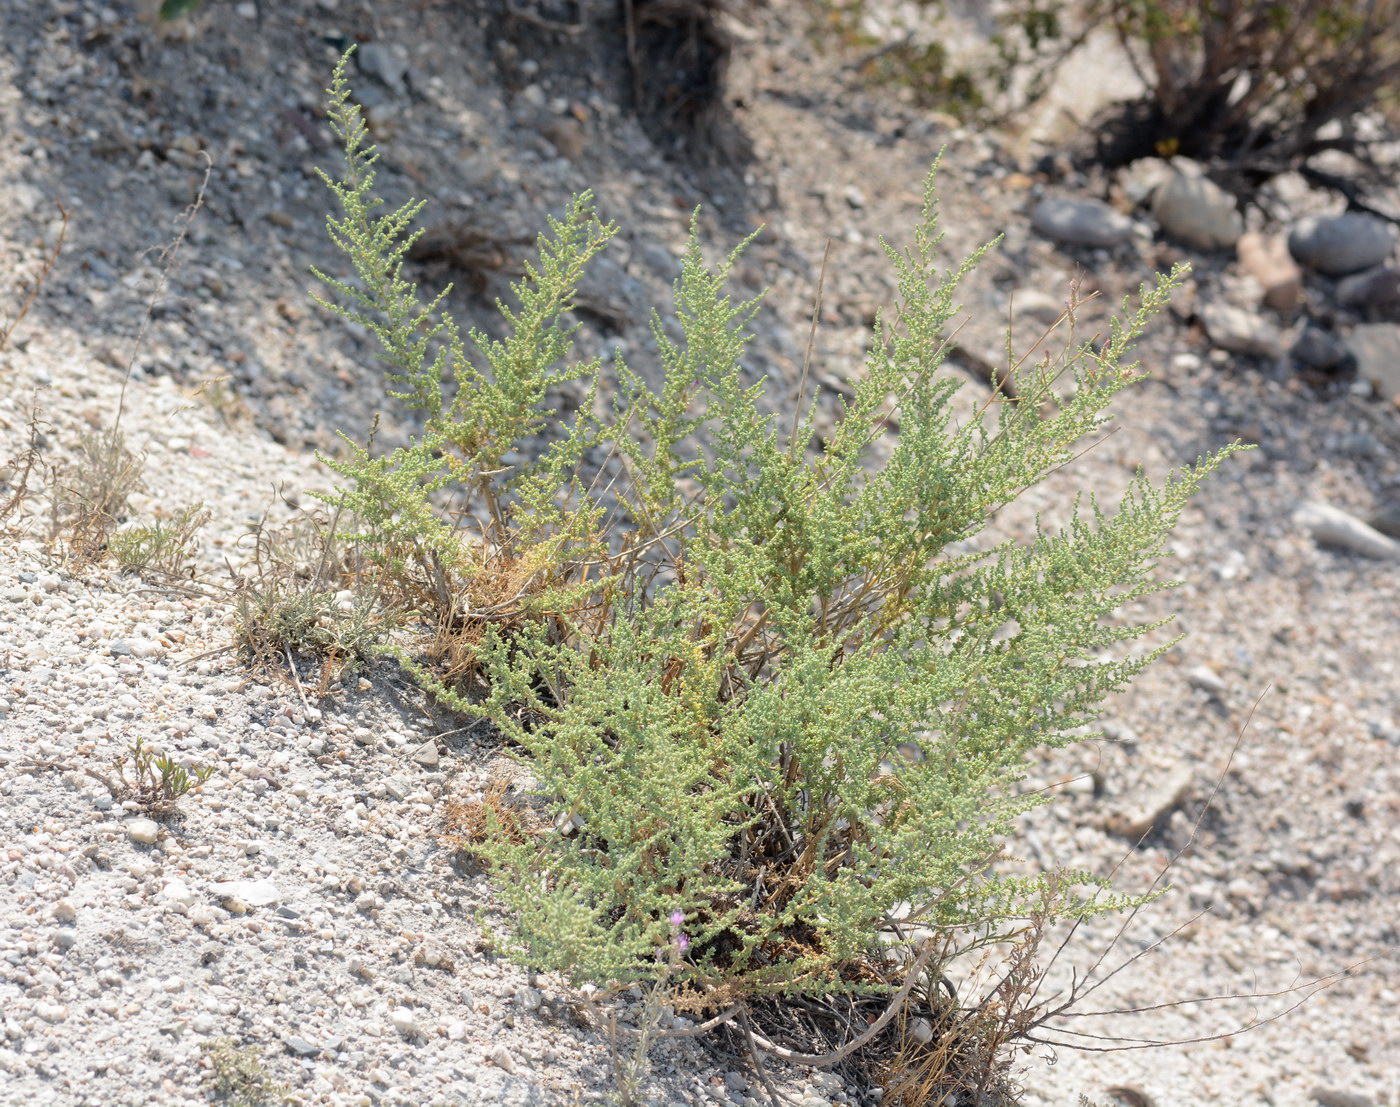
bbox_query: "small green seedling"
[85,737,216,820]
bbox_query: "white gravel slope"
[0,335,754,1107]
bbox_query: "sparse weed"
[0,200,67,353]
[803,0,1074,122]
[41,163,205,567]
[199,1037,288,1107]
[232,576,381,673]
[70,430,144,522]
[48,429,145,567]
[0,406,54,530]
[441,776,533,857]
[49,154,209,570]
[229,503,396,686]
[84,736,216,820]
[190,374,253,428]
[805,0,988,116]
[873,919,1042,1105]
[606,913,692,1107]
[110,502,210,579]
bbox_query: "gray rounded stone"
[1290,327,1349,371]
[1288,213,1396,275]
[1031,195,1135,248]
[1336,265,1400,315]
[1151,165,1242,250]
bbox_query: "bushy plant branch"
[310,51,1244,1021]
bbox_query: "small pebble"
[490,1044,518,1074]
[1312,1089,1374,1107]
[389,1008,421,1036]
[212,879,282,907]
[1186,665,1227,694]
[159,879,197,907]
[125,818,160,845]
[282,1035,320,1057]
[409,740,439,768]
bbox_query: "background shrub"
[807,0,1400,194]
[1084,0,1400,175]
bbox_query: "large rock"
[1294,501,1400,561]
[355,42,411,98]
[1345,322,1400,401]
[1290,326,1350,372]
[1336,265,1400,318]
[1151,163,1242,250]
[1237,232,1303,315]
[1199,302,1283,358]
[1031,195,1136,248]
[1288,213,1396,275]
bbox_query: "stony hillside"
[1,3,1398,1106]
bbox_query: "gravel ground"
[2,2,1399,1105]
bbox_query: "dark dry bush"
[1068,1,1400,182]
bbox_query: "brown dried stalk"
[0,201,67,353]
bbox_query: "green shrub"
[310,43,1241,1026]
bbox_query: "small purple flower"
[668,909,690,956]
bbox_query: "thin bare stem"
[739,1010,792,1107]
[1026,966,1358,1051]
[1061,687,1267,1011]
[790,238,832,456]
[597,1001,742,1041]
[113,155,211,440]
[0,201,67,352]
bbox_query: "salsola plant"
[309,44,1242,1059]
